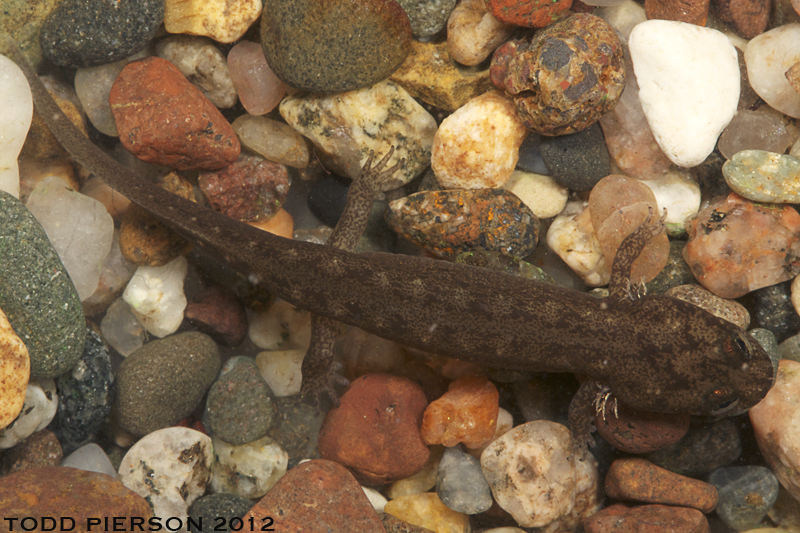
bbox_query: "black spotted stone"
[539,122,611,191]
[40,0,164,68]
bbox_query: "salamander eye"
[723,331,753,360]
[710,395,740,416]
[708,387,740,415]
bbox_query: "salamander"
[9,44,776,454]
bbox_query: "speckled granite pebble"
[708,466,779,531]
[397,0,456,37]
[386,188,539,259]
[0,192,85,378]
[539,123,612,191]
[40,0,164,68]
[261,0,412,93]
[115,332,221,437]
[49,329,114,454]
[204,357,276,445]
[189,493,254,533]
[210,434,288,499]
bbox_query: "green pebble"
[0,192,85,378]
[723,149,800,203]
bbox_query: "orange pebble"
[420,375,499,449]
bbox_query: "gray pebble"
[645,418,742,477]
[396,0,456,38]
[436,446,492,514]
[188,493,253,533]
[539,123,611,191]
[708,466,779,531]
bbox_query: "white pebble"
[123,256,188,338]
[362,486,388,513]
[100,298,146,356]
[249,299,311,350]
[255,349,304,397]
[118,427,213,524]
[546,201,609,287]
[641,170,701,230]
[630,20,739,167]
[503,170,569,219]
[210,435,288,499]
[0,54,33,198]
[0,379,57,449]
[61,443,116,477]
[745,24,800,119]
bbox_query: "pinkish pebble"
[228,41,287,116]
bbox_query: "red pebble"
[110,57,240,170]
[485,0,573,27]
[185,286,248,347]
[645,0,710,26]
[595,398,690,454]
[420,375,499,449]
[584,503,710,533]
[317,373,430,485]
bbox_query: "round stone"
[189,494,254,533]
[540,123,611,191]
[39,0,164,68]
[260,0,412,93]
[396,0,455,37]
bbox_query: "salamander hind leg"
[568,378,603,460]
[608,208,667,301]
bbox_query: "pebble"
[0,466,152,520]
[708,466,780,531]
[397,0,455,37]
[446,0,513,66]
[245,460,385,533]
[711,0,770,38]
[269,395,326,468]
[74,55,139,137]
[436,445,493,514]
[39,0,163,68]
[683,193,800,298]
[640,170,701,233]
[431,90,527,188]
[390,40,494,112]
[185,286,248,347]
[645,241,697,294]
[317,373,430,485]
[227,41,286,115]
[82,231,137,316]
[539,123,612,191]
[599,52,673,181]
[584,503,709,533]
[199,154,290,222]
[255,349,304,397]
[629,20,739,167]
[745,24,800,118]
[754,283,800,343]
[724,150,800,203]
[119,173,195,267]
[49,330,114,454]
[26,176,114,301]
[386,189,540,259]
[485,0,572,26]
[0,429,61,475]
[123,256,188,338]
[502,171,568,220]
[381,512,438,533]
[588,174,669,283]
[164,0,261,43]
[480,421,602,529]
[645,418,742,477]
[546,200,609,287]
[604,457,718,513]
[249,299,311,350]
[718,110,797,160]
[114,331,220,436]
[281,81,434,189]
[118,427,214,524]
[0,379,57,449]
[749,359,800,502]
[100,298,146,356]
[260,0,411,93]
[420,376,499,449]
[644,0,709,25]
[595,403,690,454]
[387,446,443,499]
[0,54,32,198]
[110,57,241,170]
[61,443,116,477]
[204,357,276,445]
[384,492,470,533]
[231,114,309,168]
[490,14,625,136]
[0,306,29,431]
[155,35,238,109]
[189,493,254,533]
[209,435,288,499]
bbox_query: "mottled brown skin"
[10,43,775,454]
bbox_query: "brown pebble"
[645,0,710,25]
[711,0,770,39]
[0,466,152,520]
[605,458,718,513]
[787,61,800,94]
[110,57,240,170]
[595,401,690,454]
[0,430,62,476]
[245,460,385,532]
[185,286,248,347]
[317,373,430,485]
[584,503,710,533]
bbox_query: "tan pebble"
[431,90,527,189]
[446,0,513,66]
[0,307,30,431]
[503,170,569,219]
[164,0,262,43]
[384,492,470,533]
[248,209,294,239]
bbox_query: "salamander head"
[608,297,776,417]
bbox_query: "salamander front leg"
[568,378,602,459]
